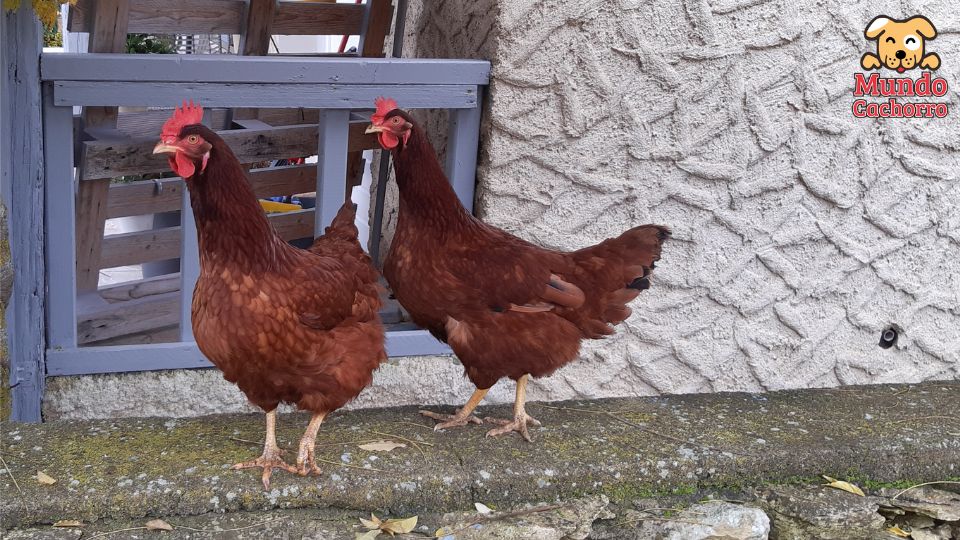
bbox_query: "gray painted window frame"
[18,53,490,416]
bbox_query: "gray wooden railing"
[6,52,488,421]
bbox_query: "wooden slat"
[75,0,131,291]
[53,81,480,109]
[106,177,184,218]
[99,209,315,269]
[75,179,111,290]
[106,164,317,218]
[241,0,277,56]
[49,328,451,375]
[68,0,364,35]
[271,1,362,35]
[361,0,393,57]
[86,325,179,346]
[82,124,377,180]
[78,290,179,344]
[100,226,182,269]
[42,54,492,85]
[115,108,231,138]
[99,273,180,303]
[2,6,46,421]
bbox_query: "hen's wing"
[440,223,583,314]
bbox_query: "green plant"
[126,33,175,54]
[42,20,61,46]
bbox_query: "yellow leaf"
[359,513,381,530]
[381,516,417,535]
[35,471,57,485]
[52,520,83,527]
[822,475,865,497]
[887,525,910,537]
[145,519,173,531]
[355,531,381,540]
[358,441,406,452]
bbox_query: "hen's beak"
[365,124,384,134]
[152,142,179,155]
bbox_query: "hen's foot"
[295,449,323,477]
[231,448,296,490]
[484,413,541,442]
[420,409,484,431]
[295,412,327,477]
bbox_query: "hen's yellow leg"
[484,375,541,442]
[231,410,296,489]
[295,412,327,476]
[421,388,489,431]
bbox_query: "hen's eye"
[392,117,402,124]
[187,135,200,144]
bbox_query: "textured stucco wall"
[397,0,960,394]
[45,0,959,420]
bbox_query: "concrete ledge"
[2,382,959,529]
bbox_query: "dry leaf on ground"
[822,475,865,496]
[358,514,418,537]
[380,516,418,535]
[358,441,406,452]
[886,525,910,537]
[35,471,56,485]
[359,514,382,529]
[52,520,83,527]
[146,519,173,531]
[475,502,493,514]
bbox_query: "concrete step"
[1,381,958,530]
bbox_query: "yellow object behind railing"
[258,199,303,213]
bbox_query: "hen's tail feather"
[569,224,670,338]
[322,202,360,242]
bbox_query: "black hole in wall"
[878,327,898,349]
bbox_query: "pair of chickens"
[152,98,669,489]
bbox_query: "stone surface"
[42,356,518,420]
[760,485,886,540]
[632,501,770,540]
[434,496,612,539]
[2,382,959,530]
[880,486,960,521]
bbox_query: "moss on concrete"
[1,381,959,530]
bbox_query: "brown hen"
[154,102,385,487]
[367,98,669,441]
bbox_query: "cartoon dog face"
[861,15,940,72]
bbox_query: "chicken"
[153,102,385,487]
[366,97,669,441]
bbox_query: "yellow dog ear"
[864,15,892,39]
[908,15,937,39]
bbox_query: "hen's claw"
[420,409,484,431]
[232,449,297,490]
[295,451,323,477]
[484,413,541,442]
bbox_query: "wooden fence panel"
[81,123,376,180]
[68,0,364,36]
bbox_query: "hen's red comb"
[371,97,399,125]
[161,100,204,139]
